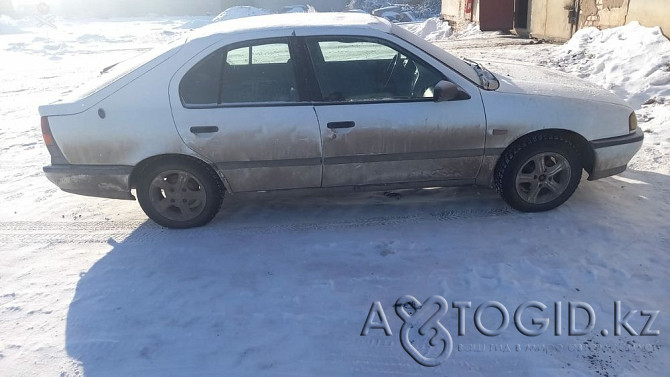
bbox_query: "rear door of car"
[301,35,487,188]
[169,37,323,192]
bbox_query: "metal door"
[479,0,515,31]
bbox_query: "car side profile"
[39,13,644,228]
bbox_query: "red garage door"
[479,0,515,31]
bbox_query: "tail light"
[41,116,55,146]
[40,116,68,165]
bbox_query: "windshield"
[391,24,500,90]
[68,37,185,100]
[391,24,481,84]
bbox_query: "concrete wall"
[579,0,628,29]
[627,0,670,35]
[443,0,670,40]
[528,0,574,41]
[441,0,465,21]
[440,0,478,28]
[530,0,670,41]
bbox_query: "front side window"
[179,39,299,106]
[307,38,445,102]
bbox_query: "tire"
[495,134,583,212]
[136,158,224,228]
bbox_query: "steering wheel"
[383,52,401,90]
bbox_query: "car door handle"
[327,121,355,130]
[190,126,219,134]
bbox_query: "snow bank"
[0,15,23,35]
[212,6,271,22]
[453,22,482,39]
[404,17,452,42]
[550,22,670,108]
[179,18,212,30]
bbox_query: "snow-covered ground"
[0,16,668,377]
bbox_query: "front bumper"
[43,165,135,200]
[588,128,644,181]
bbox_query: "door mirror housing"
[434,80,458,102]
[434,80,469,102]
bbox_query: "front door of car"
[304,37,487,187]
[170,37,323,192]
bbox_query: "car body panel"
[589,128,644,180]
[170,105,323,192]
[45,61,194,166]
[486,60,628,107]
[315,100,486,186]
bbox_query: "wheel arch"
[496,129,595,176]
[129,154,231,192]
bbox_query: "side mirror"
[433,80,460,102]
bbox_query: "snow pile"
[347,0,440,18]
[0,14,23,35]
[179,17,212,30]
[281,5,316,13]
[404,17,452,42]
[550,22,670,108]
[212,6,271,22]
[453,22,482,39]
[346,0,389,13]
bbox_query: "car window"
[179,49,224,106]
[307,38,445,102]
[179,39,299,107]
[221,41,298,103]
[319,41,397,62]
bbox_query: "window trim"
[179,37,309,109]
[303,35,464,105]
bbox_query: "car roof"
[189,12,393,40]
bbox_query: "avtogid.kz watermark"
[360,296,660,367]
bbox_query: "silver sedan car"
[39,13,643,228]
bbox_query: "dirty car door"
[170,38,322,192]
[305,37,486,187]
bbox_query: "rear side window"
[221,43,298,103]
[179,50,224,106]
[179,39,299,107]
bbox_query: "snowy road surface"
[0,17,669,377]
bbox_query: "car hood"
[482,60,629,107]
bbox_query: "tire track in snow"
[0,207,512,244]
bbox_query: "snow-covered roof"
[189,12,393,40]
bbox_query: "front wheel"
[495,134,583,212]
[136,158,224,228]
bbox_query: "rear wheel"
[137,158,223,228]
[495,134,583,212]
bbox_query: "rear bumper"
[588,128,644,181]
[43,165,135,200]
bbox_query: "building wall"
[579,0,628,29]
[530,0,670,41]
[627,0,670,35]
[440,0,478,28]
[440,0,462,20]
[528,0,574,41]
[442,0,670,40]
